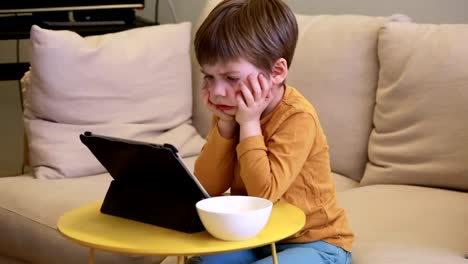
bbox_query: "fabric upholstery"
[332,172,360,192]
[0,156,198,229]
[362,22,468,191]
[0,175,166,264]
[0,204,165,264]
[0,156,198,264]
[338,184,468,264]
[24,23,197,179]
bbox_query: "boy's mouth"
[216,104,235,111]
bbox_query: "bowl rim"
[195,195,273,215]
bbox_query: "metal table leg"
[271,243,278,264]
[177,256,185,264]
[88,248,95,264]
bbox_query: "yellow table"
[57,200,305,264]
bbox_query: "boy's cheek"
[201,81,210,91]
[201,88,210,100]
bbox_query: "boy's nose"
[210,83,227,96]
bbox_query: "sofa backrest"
[191,0,403,182]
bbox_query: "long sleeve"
[236,113,316,201]
[194,117,237,196]
[230,86,353,251]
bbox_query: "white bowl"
[196,195,273,241]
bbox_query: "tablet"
[80,131,210,233]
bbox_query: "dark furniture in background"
[0,12,156,81]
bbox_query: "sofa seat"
[161,184,467,264]
[0,174,164,264]
[332,172,360,191]
[338,184,468,264]
[0,157,197,264]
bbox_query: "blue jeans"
[186,240,351,264]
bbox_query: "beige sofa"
[1,0,467,263]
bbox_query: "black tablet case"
[79,131,208,233]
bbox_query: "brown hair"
[194,0,298,73]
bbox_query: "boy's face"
[201,58,269,116]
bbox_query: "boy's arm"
[236,113,316,201]
[194,117,237,196]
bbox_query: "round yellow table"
[57,200,305,264]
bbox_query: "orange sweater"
[194,86,354,252]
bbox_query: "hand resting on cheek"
[235,73,273,125]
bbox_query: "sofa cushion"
[338,185,468,263]
[332,172,360,192]
[24,23,201,179]
[362,22,468,191]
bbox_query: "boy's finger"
[240,83,255,106]
[258,74,270,99]
[247,74,262,101]
[236,94,246,108]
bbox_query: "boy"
[189,0,353,263]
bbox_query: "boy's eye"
[203,75,214,81]
[226,76,239,82]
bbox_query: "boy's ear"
[270,58,288,86]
